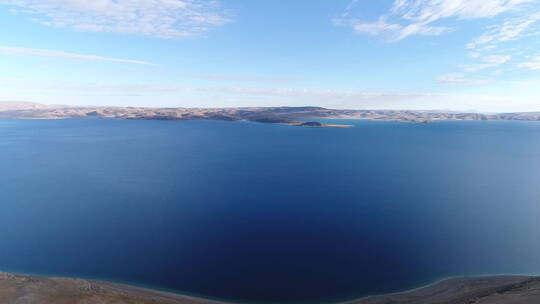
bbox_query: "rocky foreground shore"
[0,272,225,304]
[1,272,539,304]
[347,276,540,304]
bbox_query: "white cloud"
[517,56,540,70]
[338,19,449,41]
[442,55,511,85]
[0,45,156,66]
[349,17,449,40]
[467,12,540,50]
[0,0,231,39]
[395,23,449,40]
[392,0,532,22]
[351,17,403,36]
[337,0,535,40]
[341,1,540,84]
[461,10,540,79]
[438,72,489,85]
[484,55,512,64]
[463,55,511,72]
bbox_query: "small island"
[300,121,323,127]
[284,121,353,128]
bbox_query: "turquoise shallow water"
[1,118,540,303]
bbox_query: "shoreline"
[2,102,540,124]
[343,275,540,304]
[1,271,539,304]
[0,268,233,304]
[0,271,231,304]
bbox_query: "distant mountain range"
[1,101,540,124]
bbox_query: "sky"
[1,0,540,112]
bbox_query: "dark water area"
[1,118,540,303]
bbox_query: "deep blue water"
[1,118,540,303]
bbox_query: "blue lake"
[1,118,540,303]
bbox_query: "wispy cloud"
[517,56,540,70]
[439,54,514,85]
[336,0,535,41]
[453,9,540,81]
[467,12,540,50]
[344,17,448,40]
[349,17,403,36]
[0,45,156,66]
[438,72,489,85]
[339,1,540,85]
[336,1,540,87]
[463,55,512,72]
[0,0,232,39]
